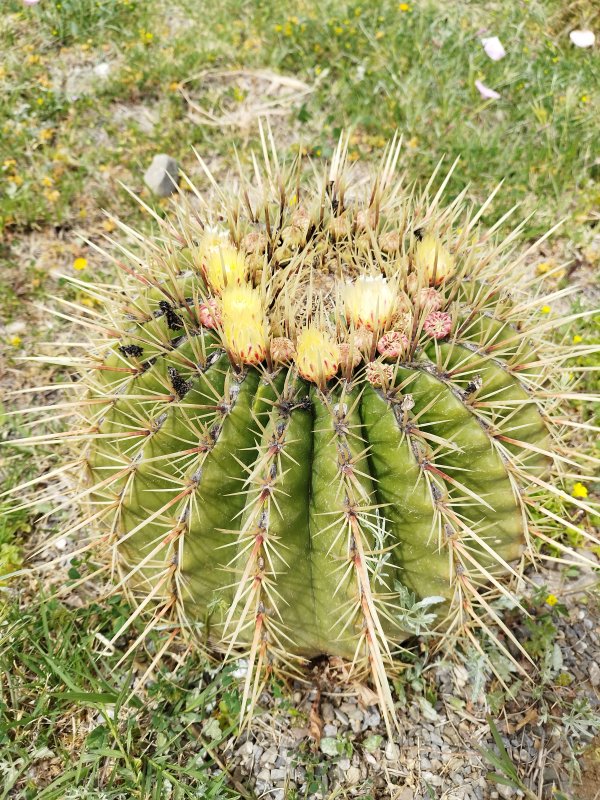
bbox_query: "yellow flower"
[572,482,588,499]
[9,335,22,347]
[581,95,590,104]
[343,275,396,332]
[545,594,558,607]
[399,2,410,9]
[541,305,551,314]
[200,231,247,293]
[43,189,60,203]
[536,261,551,274]
[73,257,88,271]
[573,335,583,344]
[221,284,267,365]
[414,235,455,286]
[41,176,53,187]
[296,327,340,385]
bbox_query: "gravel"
[213,570,600,799]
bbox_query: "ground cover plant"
[1,0,598,798]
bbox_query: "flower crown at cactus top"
[178,212,457,386]
[17,134,599,732]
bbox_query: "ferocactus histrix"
[16,133,599,730]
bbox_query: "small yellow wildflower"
[572,482,588,499]
[541,305,551,314]
[545,594,558,607]
[41,176,53,187]
[36,97,44,105]
[3,159,16,169]
[9,335,22,347]
[375,30,384,39]
[573,334,583,344]
[399,2,411,10]
[581,95,590,104]
[536,261,551,274]
[43,189,59,203]
[102,219,116,233]
[73,257,88,271]
[39,128,53,142]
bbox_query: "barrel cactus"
[18,133,598,729]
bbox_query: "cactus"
[12,132,599,731]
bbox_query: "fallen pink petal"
[23,0,41,5]
[475,79,501,100]
[569,30,595,48]
[481,36,506,61]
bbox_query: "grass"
[0,0,598,796]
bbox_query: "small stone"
[323,724,337,737]
[346,766,360,784]
[144,154,179,197]
[271,768,287,782]
[321,702,335,722]
[396,788,413,800]
[589,662,600,687]
[334,708,349,725]
[385,741,400,761]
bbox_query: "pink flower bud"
[423,311,452,340]
[377,331,409,359]
[199,298,221,329]
[419,288,442,311]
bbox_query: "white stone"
[570,30,595,48]
[144,154,179,197]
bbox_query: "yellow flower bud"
[296,328,340,385]
[343,275,396,332]
[221,284,267,365]
[199,230,247,293]
[414,235,455,286]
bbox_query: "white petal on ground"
[475,79,501,100]
[569,30,595,48]
[94,63,111,78]
[481,36,506,61]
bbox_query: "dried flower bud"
[379,231,400,254]
[339,342,362,372]
[356,207,376,231]
[242,230,268,254]
[423,311,453,340]
[365,361,394,388]
[270,337,296,364]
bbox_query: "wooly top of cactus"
[14,131,598,733]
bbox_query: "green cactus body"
[88,309,542,661]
